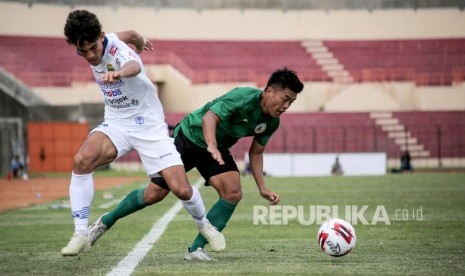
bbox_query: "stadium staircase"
[369,112,430,158]
[302,40,352,83]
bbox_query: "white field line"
[106,178,204,276]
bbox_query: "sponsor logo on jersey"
[102,88,123,98]
[131,99,139,106]
[96,79,124,89]
[116,58,121,67]
[135,116,144,125]
[255,123,267,134]
[107,64,115,72]
[104,95,129,106]
[109,44,118,56]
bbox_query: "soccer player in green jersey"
[88,67,304,260]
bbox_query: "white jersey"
[91,33,165,131]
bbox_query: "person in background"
[400,150,413,172]
[8,155,24,179]
[331,155,343,176]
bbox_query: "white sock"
[181,186,207,230]
[69,172,94,234]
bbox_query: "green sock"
[189,198,237,253]
[101,188,146,229]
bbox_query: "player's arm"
[249,139,280,205]
[202,110,225,165]
[115,30,153,54]
[100,60,141,83]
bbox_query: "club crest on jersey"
[254,123,267,134]
[107,64,115,72]
[109,44,118,56]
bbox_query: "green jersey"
[175,87,280,149]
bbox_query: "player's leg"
[160,165,225,252]
[130,126,225,252]
[61,126,125,256]
[88,181,170,245]
[187,171,240,255]
[178,132,239,260]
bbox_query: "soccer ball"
[317,218,356,257]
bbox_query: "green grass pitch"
[0,173,464,275]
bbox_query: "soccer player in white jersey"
[60,10,225,256]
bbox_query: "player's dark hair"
[265,67,304,93]
[64,10,102,47]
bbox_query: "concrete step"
[312,52,334,59]
[388,131,411,138]
[301,40,324,47]
[409,151,430,157]
[400,144,424,151]
[394,137,418,145]
[316,58,338,65]
[382,125,405,131]
[376,118,399,125]
[369,112,393,119]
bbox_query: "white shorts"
[90,122,183,177]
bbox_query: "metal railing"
[230,124,465,168]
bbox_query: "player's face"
[76,33,105,66]
[263,86,298,118]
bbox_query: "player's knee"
[144,189,167,205]
[171,183,192,201]
[143,189,159,205]
[73,152,94,173]
[223,189,242,204]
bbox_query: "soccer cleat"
[184,247,217,261]
[199,220,226,252]
[60,232,91,256]
[88,212,109,246]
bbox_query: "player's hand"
[136,38,153,54]
[207,145,225,165]
[259,188,280,205]
[100,71,122,83]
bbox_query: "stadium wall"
[1,2,465,39]
[1,2,464,113]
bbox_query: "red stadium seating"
[392,111,465,157]
[1,35,464,87]
[324,39,465,85]
[0,35,329,86]
[228,111,464,160]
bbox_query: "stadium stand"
[323,39,465,85]
[145,40,330,84]
[1,1,464,172]
[2,36,465,87]
[392,111,465,158]
[0,36,330,86]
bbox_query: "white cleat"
[184,248,217,261]
[60,232,91,256]
[199,220,226,252]
[88,212,109,246]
